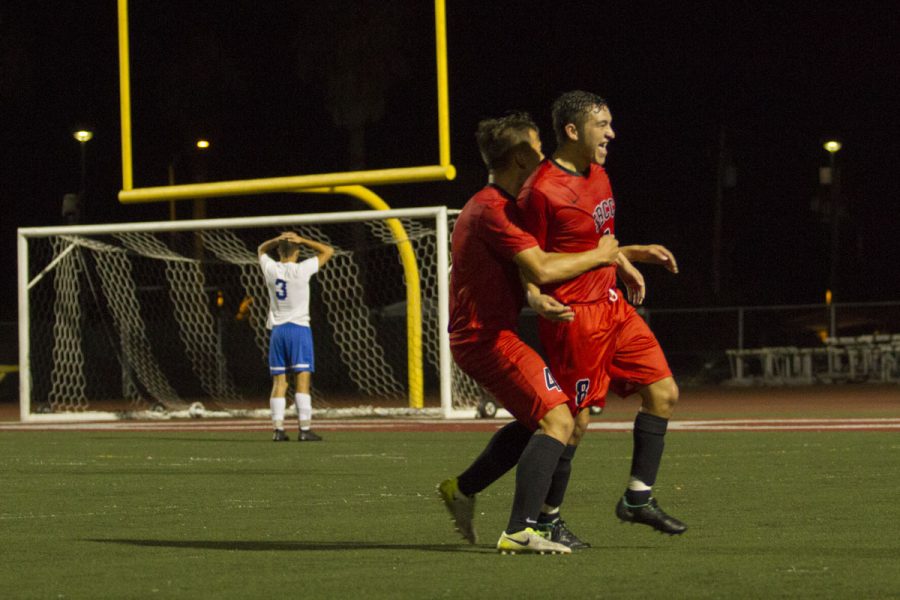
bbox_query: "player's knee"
[642,378,678,417]
[660,378,679,408]
[271,377,288,397]
[539,405,575,443]
[568,410,591,445]
[568,425,586,446]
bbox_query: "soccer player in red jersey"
[517,91,687,534]
[441,113,620,553]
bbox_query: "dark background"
[2,1,898,325]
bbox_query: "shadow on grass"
[86,538,492,553]
[87,437,264,443]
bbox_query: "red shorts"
[451,330,570,431]
[538,292,672,411]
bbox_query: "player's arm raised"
[514,235,619,285]
[286,233,335,267]
[257,233,289,258]
[619,244,678,274]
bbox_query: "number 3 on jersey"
[275,278,288,300]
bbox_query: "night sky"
[2,1,898,323]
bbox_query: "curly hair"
[475,112,539,170]
[551,91,608,145]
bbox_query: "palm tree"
[296,1,408,170]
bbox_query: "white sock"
[541,505,560,516]
[295,393,312,431]
[270,396,286,429]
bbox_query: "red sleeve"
[517,185,550,249]
[480,202,538,260]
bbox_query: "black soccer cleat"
[272,429,290,442]
[615,497,687,535]
[298,429,323,442]
[539,517,591,550]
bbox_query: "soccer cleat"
[298,429,323,442]
[272,429,289,442]
[437,478,477,544]
[497,528,572,555]
[615,496,687,535]
[537,517,592,549]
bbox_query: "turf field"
[1,389,898,599]
[0,387,900,599]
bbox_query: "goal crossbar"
[18,207,449,237]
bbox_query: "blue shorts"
[268,323,315,375]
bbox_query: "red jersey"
[518,160,617,304]
[449,184,538,339]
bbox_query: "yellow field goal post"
[112,0,456,411]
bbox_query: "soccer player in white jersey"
[258,232,334,441]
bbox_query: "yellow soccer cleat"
[437,478,477,544]
[496,528,572,555]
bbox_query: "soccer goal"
[17,207,485,422]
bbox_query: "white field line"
[0,417,898,432]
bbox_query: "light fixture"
[73,130,94,143]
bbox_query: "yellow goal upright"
[113,0,456,410]
[115,0,454,201]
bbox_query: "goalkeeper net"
[17,207,484,421]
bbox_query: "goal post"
[18,207,483,422]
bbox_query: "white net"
[19,208,483,419]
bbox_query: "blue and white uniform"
[260,253,320,375]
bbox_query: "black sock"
[543,444,577,512]
[538,513,555,525]
[625,412,668,506]
[457,421,532,497]
[506,434,566,534]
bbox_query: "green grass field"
[1,429,898,599]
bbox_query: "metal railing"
[639,301,900,384]
[643,301,900,351]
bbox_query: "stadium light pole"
[191,139,210,258]
[73,129,94,196]
[65,129,94,225]
[192,139,210,222]
[824,139,842,308]
[167,139,211,221]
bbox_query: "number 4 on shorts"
[544,368,562,392]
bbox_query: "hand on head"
[281,232,304,244]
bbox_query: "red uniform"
[450,184,570,429]
[518,160,671,409]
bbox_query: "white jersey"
[260,254,320,328]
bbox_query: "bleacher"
[726,334,900,385]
